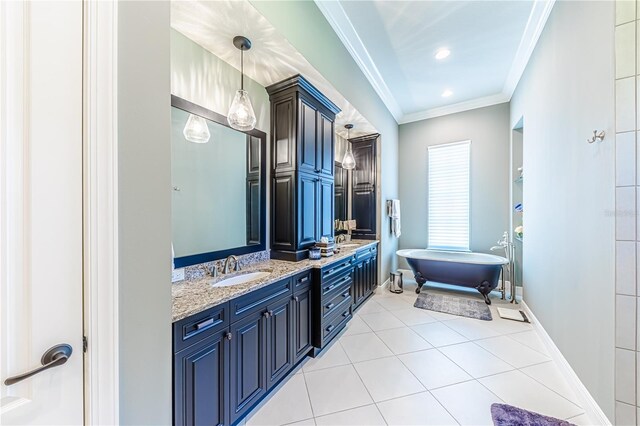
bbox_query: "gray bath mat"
[491,403,575,426]
[414,292,492,321]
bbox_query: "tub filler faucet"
[490,232,517,304]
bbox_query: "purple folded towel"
[491,403,576,426]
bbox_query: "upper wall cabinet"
[267,75,341,261]
[351,134,379,240]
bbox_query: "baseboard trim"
[520,301,611,425]
[379,278,390,290]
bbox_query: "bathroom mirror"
[171,95,266,267]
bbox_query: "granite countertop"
[172,239,378,322]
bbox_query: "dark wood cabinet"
[318,113,334,176]
[298,172,319,248]
[174,330,229,426]
[174,271,315,426]
[292,289,312,362]
[352,245,379,310]
[229,310,267,424]
[266,297,294,388]
[267,75,341,261]
[350,134,379,240]
[319,177,334,240]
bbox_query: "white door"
[0,1,84,424]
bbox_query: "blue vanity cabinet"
[292,271,313,363]
[229,309,267,424]
[265,295,295,388]
[352,244,378,310]
[312,256,355,350]
[173,303,231,426]
[174,272,316,426]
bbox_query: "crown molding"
[317,0,554,125]
[503,0,556,97]
[399,93,510,124]
[315,0,403,122]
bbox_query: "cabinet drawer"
[322,304,351,340]
[321,270,352,298]
[320,256,354,282]
[230,278,293,321]
[173,302,229,353]
[293,270,312,293]
[322,287,352,319]
[355,244,377,261]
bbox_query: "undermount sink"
[211,271,271,287]
[338,243,360,248]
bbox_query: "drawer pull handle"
[325,284,337,292]
[326,325,335,333]
[342,276,350,282]
[342,292,349,298]
[342,311,349,317]
[298,276,309,283]
[195,318,214,330]
[326,303,335,310]
[225,332,233,341]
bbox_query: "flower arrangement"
[514,225,523,239]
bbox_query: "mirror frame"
[171,95,267,267]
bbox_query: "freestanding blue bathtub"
[397,249,508,304]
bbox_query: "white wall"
[398,103,511,262]
[510,1,615,418]
[251,1,400,282]
[118,2,172,424]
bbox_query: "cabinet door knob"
[225,332,233,341]
[293,296,299,302]
[268,310,274,318]
[263,311,270,318]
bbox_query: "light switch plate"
[172,268,185,283]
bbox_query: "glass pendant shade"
[183,114,210,144]
[342,146,356,170]
[227,89,257,131]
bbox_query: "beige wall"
[510,1,615,419]
[118,2,172,424]
[398,103,511,261]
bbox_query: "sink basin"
[339,243,360,248]
[212,271,271,287]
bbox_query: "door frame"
[82,0,119,423]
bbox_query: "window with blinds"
[427,140,470,251]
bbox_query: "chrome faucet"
[223,255,240,274]
[490,231,518,304]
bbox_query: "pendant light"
[228,36,257,131]
[341,124,356,170]
[183,114,211,144]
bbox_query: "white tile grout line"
[247,293,586,424]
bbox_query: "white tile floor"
[244,281,592,426]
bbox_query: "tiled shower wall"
[616,0,640,424]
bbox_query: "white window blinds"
[428,140,470,251]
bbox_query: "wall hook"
[587,130,605,144]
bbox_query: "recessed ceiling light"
[442,89,453,98]
[435,48,450,60]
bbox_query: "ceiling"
[317,0,555,123]
[171,0,378,138]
